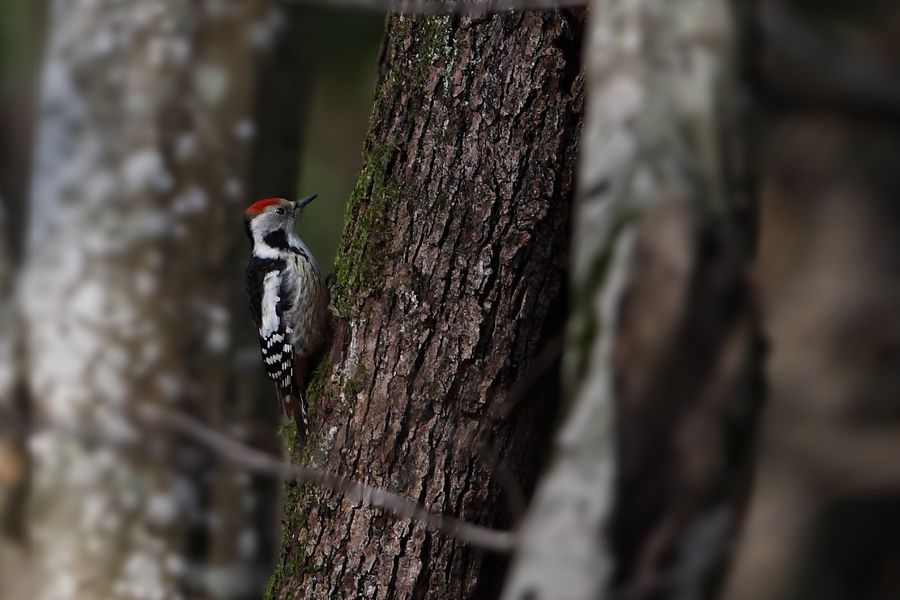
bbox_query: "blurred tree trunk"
[13,1,307,598]
[269,11,585,600]
[725,2,900,599]
[0,0,44,549]
[503,1,761,599]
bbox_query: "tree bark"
[269,11,585,599]
[503,1,761,599]
[15,2,300,598]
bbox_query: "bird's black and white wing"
[250,267,296,401]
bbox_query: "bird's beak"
[295,194,317,211]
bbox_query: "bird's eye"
[275,208,286,215]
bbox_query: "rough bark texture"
[503,1,761,599]
[14,2,299,598]
[724,3,900,599]
[269,11,585,599]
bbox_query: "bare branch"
[141,406,516,552]
[8,405,515,553]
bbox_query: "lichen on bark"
[332,140,401,316]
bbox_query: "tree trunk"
[503,1,761,598]
[269,11,585,599]
[15,1,302,598]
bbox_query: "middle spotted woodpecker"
[245,196,328,443]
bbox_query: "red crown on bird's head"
[244,197,287,219]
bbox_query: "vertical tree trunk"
[269,11,585,599]
[16,1,298,598]
[503,1,761,598]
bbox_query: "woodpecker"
[245,196,328,443]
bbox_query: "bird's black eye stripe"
[275,207,286,215]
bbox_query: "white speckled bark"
[16,1,288,598]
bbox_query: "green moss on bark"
[264,482,320,600]
[330,15,456,317]
[331,141,398,315]
[266,358,331,597]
